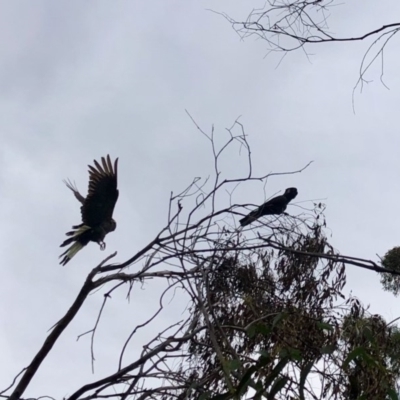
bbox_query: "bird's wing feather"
[81,155,119,227]
[63,179,85,204]
[254,194,288,217]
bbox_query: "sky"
[1,0,400,398]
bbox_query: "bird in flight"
[59,155,119,266]
[239,187,298,227]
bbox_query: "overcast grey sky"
[1,0,400,398]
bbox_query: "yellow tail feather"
[59,241,84,266]
[70,225,91,236]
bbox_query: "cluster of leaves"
[380,247,400,296]
[173,215,400,399]
[341,313,400,399]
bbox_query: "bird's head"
[284,187,298,200]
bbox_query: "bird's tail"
[239,216,252,227]
[59,242,84,266]
[239,212,259,227]
[59,225,90,266]
[60,224,90,247]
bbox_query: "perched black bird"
[239,187,298,227]
[59,155,119,266]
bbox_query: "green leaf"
[343,347,367,369]
[209,392,231,400]
[362,326,375,342]
[343,346,380,369]
[226,359,241,371]
[259,353,272,366]
[299,362,313,400]
[320,344,336,354]
[362,352,379,367]
[279,347,302,361]
[272,312,287,329]
[247,323,271,338]
[235,352,273,396]
[363,329,379,349]
[258,323,271,336]
[259,349,270,359]
[253,380,263,391]
[387,388,399,400]
[267,377,289,400]
[316,321,334,331]
[247,324,257,338]
[236,365,258,395]
[252,376,270,400]
[264,357,290,389]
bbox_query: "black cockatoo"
[59,155,119,266]
[239,187,298,227]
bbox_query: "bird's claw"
[100,242,106,251]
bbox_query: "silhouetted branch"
[8,253,117,400]
[260,235,400,275]
[214,1,400,104]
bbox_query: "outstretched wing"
[63,179,85,204]
[81,155,119,227]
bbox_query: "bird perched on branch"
[239,187,298,227]
[59,155,119,266]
